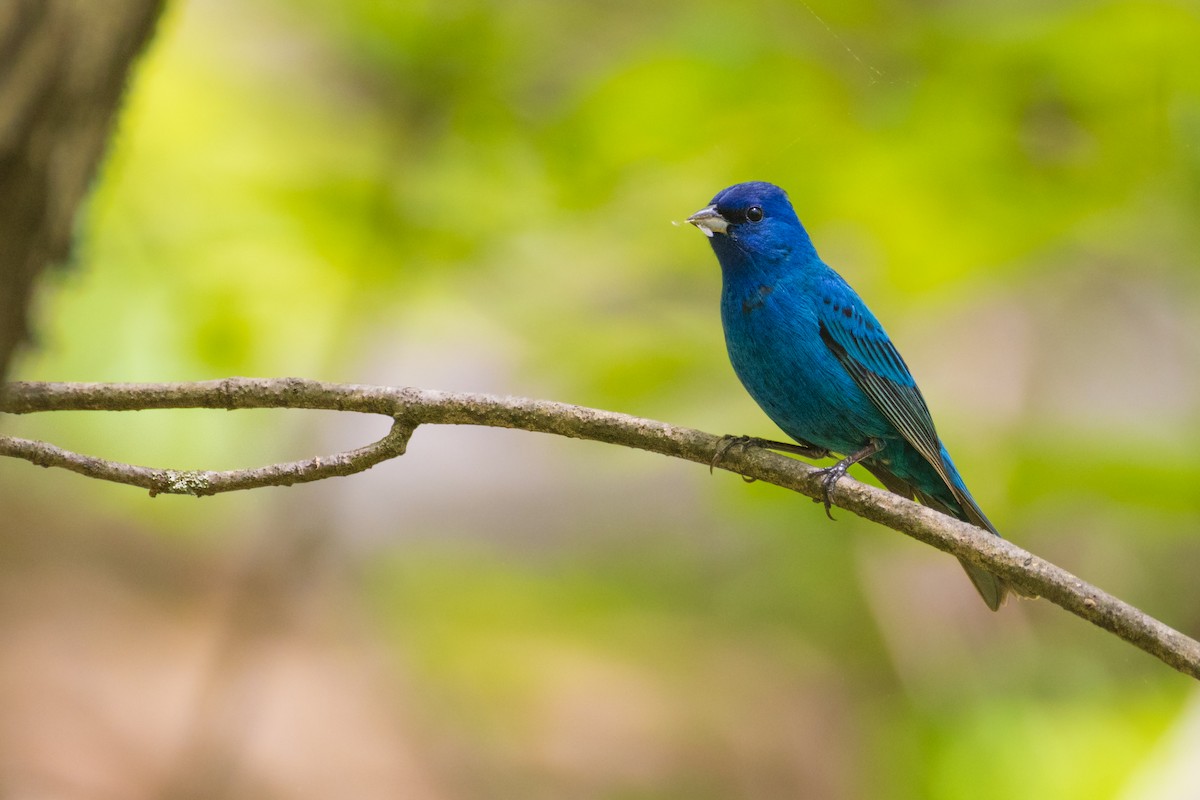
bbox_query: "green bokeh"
[5,0,1200,796]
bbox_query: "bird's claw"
[713,437,760,481]
[709,435,757,474]
[808,439,882,521]
[813,464,849,520]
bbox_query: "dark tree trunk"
[0,0,165,381]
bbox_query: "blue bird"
[688,181,1016,610]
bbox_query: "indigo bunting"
[688,181,1014,610]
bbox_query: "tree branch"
[2,377,1197,680]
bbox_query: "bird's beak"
[686,205,729,238]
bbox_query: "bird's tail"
[934,453,1038,609]
[864,461,1026,611]
[916,486,1012,610]
[953,549,1009,611]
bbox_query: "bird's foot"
[810,439,885,521]
[710,435,762,482]
[710,435,752,474]
[812,463,850,520]
[710,435,830,475]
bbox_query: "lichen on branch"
[1,377,1197,681]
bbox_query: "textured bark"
[3,377,1199,681]
[0,0,165,380]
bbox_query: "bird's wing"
[815,291,965,517]
[815,284,1015,608]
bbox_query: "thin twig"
[0,421,413,496]
[1,377,1197,680]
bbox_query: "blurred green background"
[3,0,1200,797]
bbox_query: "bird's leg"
[813,438,884,520]
[710,435,830,475]
[759,438,830,459]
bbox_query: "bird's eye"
[746,206,764,223]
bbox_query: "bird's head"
[687,182,794,238]
[686,181,812,264]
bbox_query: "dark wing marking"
[817,304,1001,537]
[818,304,1016,608]
[817,312,952,492]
